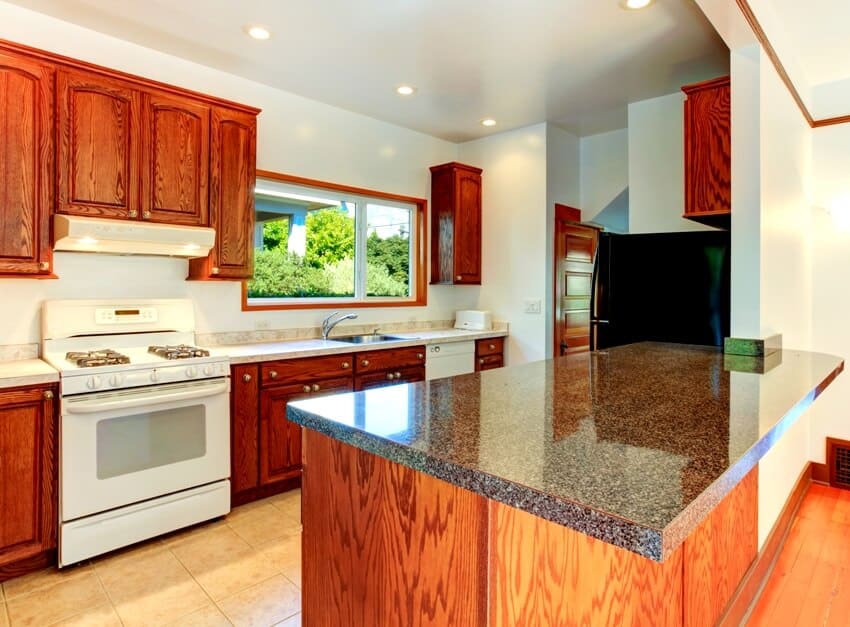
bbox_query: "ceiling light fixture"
[244,24,271,40]
[619,0,654,9]
[396,85,416,96]
[481,118,497,127]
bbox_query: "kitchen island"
[288,342,843,626]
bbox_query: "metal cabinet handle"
[394,371,401,379]
[456,275,462,281]
[43,390,54,400]
[143,210,151,219]
[302,385,311,393]
[479,358,485,364]
[211,267,220,275]
[269,370,278,379]
[242,373,252,383]
[489,343,496,350]
[361,359,370,367]
[341,361,350,369]
[386,372,395,380]
[312,384,320,392]
[416,353,424,360]
[128,209,138,218]
[39,261,50,271]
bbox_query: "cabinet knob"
[416,353,424,360]
[143,210,151,219]
[341,361,350,369]
[43,390,54,400]
[394,371,401,379]
[456,275,462,281]
[489,343,496,350]
[211,267,220,275]
[38,261,50,271]
[312,383,321,392]
[361,359,370,367]
[480,358,485,364]
[386,372,395,380]
[302,385,311,393]
[269,370,278,379]
[128,209,138,218]
[242,373,252,383]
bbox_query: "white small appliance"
[41,298,231,566]
[454,310,493,331]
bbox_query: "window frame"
[241,170,428,311]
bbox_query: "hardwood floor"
[747,483,850,627]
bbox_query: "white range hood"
[54,215,215,258]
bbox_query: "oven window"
[96,405,207,479]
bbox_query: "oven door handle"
[64,381,229,414]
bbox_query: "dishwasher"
[425,341,475,380]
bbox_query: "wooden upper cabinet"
[0,51,53,276]
[430,162,483,285]
[57,70,142,220]
[188,107,256,280]
[0,384,57,571]
[682,76,731,228]
[144,91,210,226]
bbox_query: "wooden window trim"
[242,170,428,311]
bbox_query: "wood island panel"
[302,429,488,627]
[489,501,683,627]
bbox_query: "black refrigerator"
[590,230,731,350]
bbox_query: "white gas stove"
[42,299,231,566]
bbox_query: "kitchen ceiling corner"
[5,0,729,140]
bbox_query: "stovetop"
[66,350,131,367]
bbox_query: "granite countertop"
[288,342,844,562]
[214,328,508,364]
[0,359,59,389]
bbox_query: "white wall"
[545,125,581,358]
[457,124,549,365]
[580,128,629,232]
[0,1,478,343]
[628,92,713,234]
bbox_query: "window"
[244,172,427,309]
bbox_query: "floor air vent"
[828,438,850,489]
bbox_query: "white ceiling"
[764,0,850,86]
[10,0,729,141]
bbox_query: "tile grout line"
[89,559,127,627]
[163,544,235,626]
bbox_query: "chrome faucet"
[321,311,358,340]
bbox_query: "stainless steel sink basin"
[332,334,407,344]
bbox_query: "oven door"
[61,377,230,522]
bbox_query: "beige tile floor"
[0,489,303,627]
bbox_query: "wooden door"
[554,208,598,356]
[144,91,210,226]
[191,106,256,279]
[57,70,142,219]
[259,377,353,485]
[0,385,57,571]
[0,51,53,276]
[231,364,259,496]
[453,169,482,284]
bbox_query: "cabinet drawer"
[354,346,426,374]
[355,365,426,391]
[261,354,354,386]
[476,337,504,357]
[477,355,503,371]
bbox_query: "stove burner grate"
[148,344,211,360]
[65,350,131,367]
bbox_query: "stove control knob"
[186,366,198,378]
[86,376,101,390]
[150,371,159,383]
[108,374,123,387]
[203,365,215,377]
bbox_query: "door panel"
[554,219,598,356]
[454,172,482,283]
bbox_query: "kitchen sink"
[331,334,408,344]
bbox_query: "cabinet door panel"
[354,346,426,374]
[0,52,53,275]
[355,365,425,391]
[57,71,142,219]
[231,364,259,496]
[684,78,731,217]
[453,171,482,283]
[0,386,56,567]
[260,378,353,484]
[145,92,210,226]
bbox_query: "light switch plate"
[523,299,542,314]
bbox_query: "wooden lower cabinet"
[355,365,425,391]
[475,337,504,371]
[0,384,57,580]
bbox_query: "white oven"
[59,375,231,566]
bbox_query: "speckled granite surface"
[288,342,843,562]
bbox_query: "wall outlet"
[523,299,542,314]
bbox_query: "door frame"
[553,204,602,357]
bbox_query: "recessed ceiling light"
[481,118,497,127]
[619,0,654,9]
[244,24,271,40]
[396,85,416,96]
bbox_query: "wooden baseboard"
[0,549,56,583]
[812,461,830,484]
[718,462,813,626]
[232,475,301,507]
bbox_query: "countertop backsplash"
[0,343,39,361]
